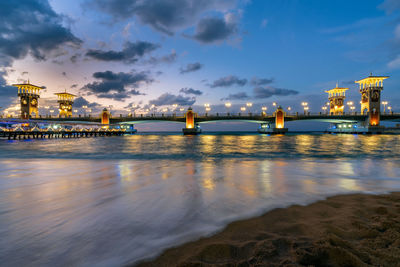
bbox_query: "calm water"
[1,133,400,266]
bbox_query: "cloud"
[180,62,203,74]
[379,0,400,13]
[145,50,177,65]
[0,72,17,107]
[62,72,67,77]
[21,71,29,76]
[221,92,249,100]
[70,53,81,63]
[250,77,274,86]
[253,86,298,99]
[89,0,236,36]
[261,19,268,28]
[71,84,78,88]
[179,88,203,95]
[395,24,400,40]
[82,70,152,101]
[149,93,196,106]
[209,75,247,88]
[74,96,101,108]
[388,55,400,69]
[0,0,81,66]
[191,15,238,43]
[86,41,159,63]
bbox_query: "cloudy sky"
[1,0,400,122]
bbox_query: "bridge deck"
[1,113,400,124]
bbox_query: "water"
[1,133,400,266]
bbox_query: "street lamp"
[204,103,210,114]
[225,102,231,115]
[261,106,267,116]
[382,101,388,113]
[347,101,353,113]
[388,106,392,113]
[246,102,252,114]
[350,106,355,114]
[322,106,327,114]
[302,102,308,114]
[240,107,246,113]
[287,106,291,114]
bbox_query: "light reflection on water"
[1,134,400,266]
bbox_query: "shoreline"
[136,192,400,266]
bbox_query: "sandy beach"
[137,192,400,266]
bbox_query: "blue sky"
[1,0,400,124]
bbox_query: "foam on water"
[1,134,400,266]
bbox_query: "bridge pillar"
[182,107,201,135]
[101,108,110,125]
[258,106,288,134]
[355,74,389,126]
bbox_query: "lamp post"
[287,106,291,114]
[240,106,246,115]
[346,101,353,113]
[302,102,308,115]
[322,106,327,114]
[388,106,392,113]
[246,102,252,111]
[204,103,210,115]
[382,101,388,113]
[350,106,355,114]
[225,102,231,115]
[261,106,267,116]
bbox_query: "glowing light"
[246,102,253,107]
[225,102,232,108]
[261,106,267,111]
[240,107,246,112]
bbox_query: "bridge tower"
[258,106,288,134]
[355,74,389,126]
[55,91,76,118]
[101,108,110,125]
[12,82,43,119]
[275,106,285,129]
[325,85,348,115]
[182,107,201,135]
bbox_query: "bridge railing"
[0,111,398,120]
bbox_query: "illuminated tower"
[355,74,389,126]
[101,108,110,124]
[55,92,76,117]
[12,81,43,119]
[275,106,285,128]
[325,84,348,115]
[182,107,201,135]
[185,107,195,129]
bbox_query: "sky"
[1,0,400,130]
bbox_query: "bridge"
[2,74,400,135]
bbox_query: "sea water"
[1,133,400,266]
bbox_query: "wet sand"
[137,192,400,266]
